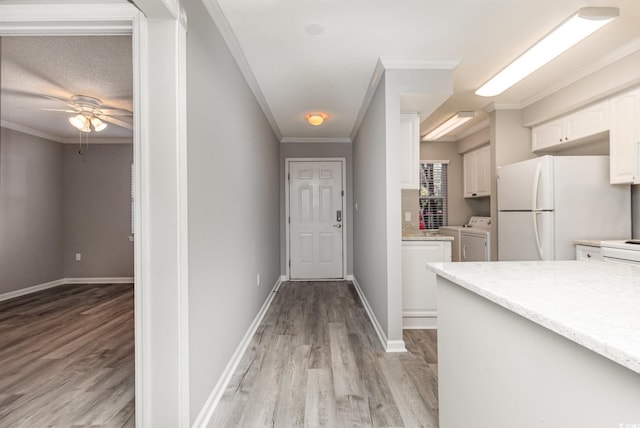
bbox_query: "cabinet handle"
[587,253,591,258]
[564,137,568,141]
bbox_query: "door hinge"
[341,190,344,197]
[289,259,291,267]
[288,216,290,224]
[288,172,290,180]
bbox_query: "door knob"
[333,224,342,229]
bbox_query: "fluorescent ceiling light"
[475,7,619,97]
[423,111,475,141]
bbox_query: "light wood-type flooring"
[0,283,135,428]
[211,281,439,427]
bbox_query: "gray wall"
[62,144,133,277]
[0,127,63,294]
[353,76,390,339]
[279,142,353,275]
[184,0,281,421]
[633,185,640,239]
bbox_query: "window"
[419,161,448,230]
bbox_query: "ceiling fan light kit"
[66,95,110,133]
[475,7,619,97]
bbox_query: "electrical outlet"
[75,253,82,262]
[256,273,261,287]
[404,211,412,222]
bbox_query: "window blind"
[419,162,448,230]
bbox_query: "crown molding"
[200,0,282,141]
[280,137,352,144]
[2,120,64,143]
[522,37,640,109]
[61,137,133,145]
[379,57,460,70]
[483,103,523,113]
[456,118,490,139]
[349,58,387,141]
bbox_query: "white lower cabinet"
[575,244,602,261]
[402,240,452,329]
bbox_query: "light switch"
[75,253,82,261]
[404,212,412,222]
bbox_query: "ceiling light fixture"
[423,111,475,141]
[305,113,328,126]
[69,113,107,133]
[475,7,619,97]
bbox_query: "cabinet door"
[463,150,476,197]
[461,234,488,261]
[399,113,420,189]
[609,88,640,184]
[575,245,602,261]
[475,146,491,196]
[532,119,565,152]
[565,99,609,141]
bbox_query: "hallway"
[210,281,439,427]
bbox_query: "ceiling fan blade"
[100,115,133,130]
[99,109,133,117]
[31,107,77,113]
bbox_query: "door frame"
[0,4,190,427]
[285,157,347,280]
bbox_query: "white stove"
[600,240,640,264]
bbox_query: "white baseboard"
[192,276,283,428]
[0,279,65,302]
[350,275,406,353]
[403,310,438,329]
[280,275,288,282]
[0,277,134,302]
[63,277,134,284]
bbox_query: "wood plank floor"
[210,281,439,428]
[0,283,135,428]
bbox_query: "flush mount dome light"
[305,113,328,126]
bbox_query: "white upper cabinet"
[399,113,420,189]
[531,100,609,152]
[463,145,490,198]
[609,87,640,184]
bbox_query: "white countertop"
[573,239,603,247]
[427,260,640,374]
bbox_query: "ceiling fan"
[36,94,133,133]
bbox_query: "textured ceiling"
[1,35,133,142]
[215,0,640,141]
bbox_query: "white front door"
[289,161,344,279]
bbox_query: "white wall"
[279,142,353,275]
[184,0,281,421]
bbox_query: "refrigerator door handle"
[533,211,544,260]
[532,160,543,210]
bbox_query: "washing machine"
[460,227,491,261]
[439,216,491,262]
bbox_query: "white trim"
[280,275,288,282]
[191,276,284,428]
[175,20,191,428]
[403,310,438,329]
[285,158,348,280]
[379,58,460,70]
[1,121,133,145]
[350,59,386,141]
[64,277,134,284]
[484,103,524,113]
[1,121,64,143]
[280,137,352,144]
[0,278,134,302]
[456,118,491,140]
[199,0,282,141]
[0,279,65,302]
[350,276,407,353]
[419,159,450,164]
[522,37,640,108]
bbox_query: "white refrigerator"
[497,155,631,261]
